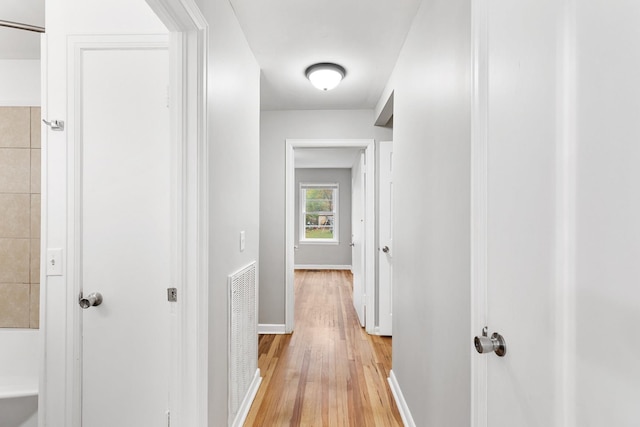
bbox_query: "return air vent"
[228,261,258,423]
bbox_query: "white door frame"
[351,151,366,327]
[40,1,208,425]
[52,34,174,427]
[470,0,489,424]
[144,1,209,425]
[285,139,375,333]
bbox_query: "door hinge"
[167,287,177,302]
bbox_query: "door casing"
[285,139,375,333]
[40,0,209,423]
[351,151,366,326]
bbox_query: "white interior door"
[377,141,393,336]
[351,151,365,326]
[472,0,559,425]
[79,45,172,426]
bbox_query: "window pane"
[305,188,334,213]
[304,213,334,239]
[305,213,319,226]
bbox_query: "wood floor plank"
[244,270,402,426]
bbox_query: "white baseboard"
[258,324,287,334]
[294,264,352,270]
[388,370,416,427]
[230,368,262,427]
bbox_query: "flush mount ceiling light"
[305,63,346,91]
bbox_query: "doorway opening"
[285,139,375,334]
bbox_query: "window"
[300,183,339,243]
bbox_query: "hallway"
[245,270,401,426]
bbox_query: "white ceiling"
[229,0,421,111]
[0,0,420,110]
[295,148,362,169]
[0,0,44,59]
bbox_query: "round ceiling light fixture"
[305,62,346,91]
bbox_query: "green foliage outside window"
[302,187,336,240]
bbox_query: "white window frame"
[299,183,339,244]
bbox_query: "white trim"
[555,1,577,425]
[299,182,340,188]
[37,34,48,427]
[143,2,209,426]
[230,369,262,427]
[285,139,375,334]
[374,91,394,127]
[376,140,393,336]
[146,0,206,32]
[363,146,376,334]
[258,324,287,334]
[470,0,489,425]
[298,241,339,246]
[388,370,416,427]
[285,143,295,333]
[294,265,352,271]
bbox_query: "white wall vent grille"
[228,261,258,423]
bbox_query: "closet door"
[77,40,172,427]
[472,0,560,425]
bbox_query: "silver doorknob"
[382,246,390,253]
[79,292,103,309]
[474,327,506,357]
[350,242,355,247]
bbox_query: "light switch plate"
[46,248,63,276]
[240,231,246,252]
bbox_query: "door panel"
[80,47,171,426]
[352,152,365,326]
[477,0,559,425]
[377,141,393,336]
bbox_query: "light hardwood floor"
[244,270,402,426]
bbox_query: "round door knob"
[79,292,103,309]
[474,330,506,357]
[382,246,390,253]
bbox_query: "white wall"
[259,109,391,325]
[294,168,352,267]
[46,0,164,34]
[574,2,640,425]
[385,0,471,425]
[194,0,261,425]
[0,329,39,380]
[0,60,40,106]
